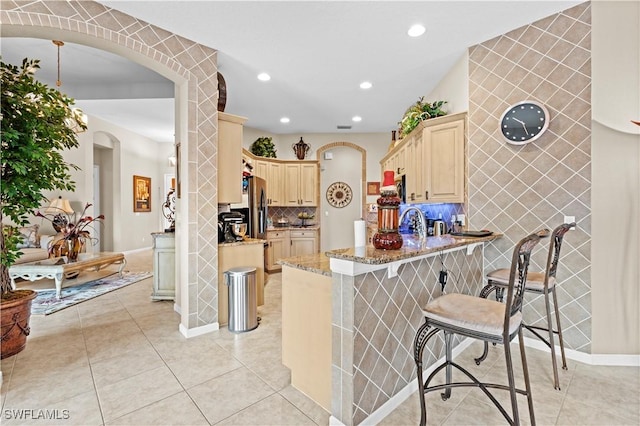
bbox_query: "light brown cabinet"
[381,112,466,205]
[266,229,290,272]
[244,150,318,207]
[284,162,318,206]
[290,229,318,256]
[218,112,247,204]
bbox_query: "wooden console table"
[9,252,126,299]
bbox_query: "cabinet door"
[290,229,318,256]
[267,162,284,206]
[299,163,318,206]
[283,163,301,206]
[218,113,246,204]
[423,119,465,203]
[290,238,316,256]
[266,230,290,271]
[254,160,268,180]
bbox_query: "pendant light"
[52,40,88,133]
[52,40,64,87]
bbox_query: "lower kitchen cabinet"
[290,229,318,256]
[218,242,265,326]
[266,229,290,272]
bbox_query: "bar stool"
[475,222,574,390]
[413,230,547,426]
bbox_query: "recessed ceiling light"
[408,24,426,37]
[352,116,362,122]
[257,73,271,81]
[359,81,372,89]
[280,117,290,123]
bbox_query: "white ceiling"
[0,1,582,142]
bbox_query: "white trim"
[173,303,181,314]
[179,322,219,338]
[520,336,640,366]
[361,338,475,426]
[329,416,346,426]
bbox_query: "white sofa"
[10,224,53,265]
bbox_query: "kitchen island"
[280,233,499,426]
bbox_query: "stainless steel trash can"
[224,266,258,333]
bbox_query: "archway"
[316,142,366,251]
[1,2,220,336]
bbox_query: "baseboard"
[173,303,181,314]
[520,336,640,366]
[329,415,345,426]
[179,322,219,338]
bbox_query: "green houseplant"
[250,136,277,158]
[398,97,448,139]
[1,58,85,358]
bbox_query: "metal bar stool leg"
[543,288,561,390]
[519,327,536,425]
[552,285,568,371]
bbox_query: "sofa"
[10,224,52,265]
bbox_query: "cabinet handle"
[426,191,429,200]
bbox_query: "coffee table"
[9,252,126,299]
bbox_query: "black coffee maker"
[218,212,245,243]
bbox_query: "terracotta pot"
[1,289,36,359]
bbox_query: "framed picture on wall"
[367,181,380,196]
[133,175,151,212]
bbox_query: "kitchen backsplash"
[268,206,318,227]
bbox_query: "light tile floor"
[1,250,638,425]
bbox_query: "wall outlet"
[564,216,576,230]
[457,214,466,226]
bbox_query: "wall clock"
[326,181,353,208]
[499,100,550,145]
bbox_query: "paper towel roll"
[354,219,366,247]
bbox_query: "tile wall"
[468,2,592,352]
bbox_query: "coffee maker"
[218,211,245,243]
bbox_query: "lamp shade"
[46,196,74,214]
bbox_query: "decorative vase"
[372,171,403,250]
[0,290,36,359]
[66,237,84,261]
[292,137,310,160]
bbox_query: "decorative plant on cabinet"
[1,58,85,358]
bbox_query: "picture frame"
[367,181,380,196]
[133,175,151,212]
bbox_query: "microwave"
[395,174,406,204]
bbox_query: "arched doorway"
[316,142,366,251]
[1,2,220,337]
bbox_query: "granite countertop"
[278,253,331,276]
[325,233,501,265]
[218,238,267,247]
[267,225,320,231]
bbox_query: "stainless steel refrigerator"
[231,175,268,240]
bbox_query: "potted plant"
[1,58,85,358]
[250,136,277,158]
[398,97,448,139]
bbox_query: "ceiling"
[1,1,582,142]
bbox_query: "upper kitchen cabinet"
[218,112,247,204]
[422,114,465,203]
[255,159,284,206]
[284,162,318,206]
[381,112,466,204]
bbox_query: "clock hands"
[511,117,529,135]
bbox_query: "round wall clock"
[326,181,353,208]
[499,100,550,145]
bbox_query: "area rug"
[30,271,152,315]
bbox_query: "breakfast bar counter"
[280,233,500,425]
